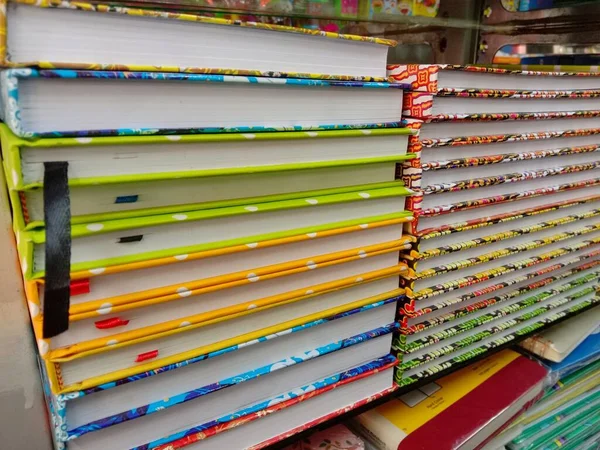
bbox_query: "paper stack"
[0,1,418,448]
[388,64,600,386]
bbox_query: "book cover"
[0,68,407,139]
[0,124,415,228]
[30,257,408,363]
[387,65,600,92]
[154,360,398,450]
[519,305,600,362]
[16,183,413,280]
[396,296,600,386]
[547,324,600,378]
[42,316,397,443]
[0,0,395,81]
[43,287,405,394]
[354,350,547,450]
[283,424,365,450]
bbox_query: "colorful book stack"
[0,1,418,448]
[499,318,600,450]
[386,64,600,387]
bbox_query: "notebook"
[34,247,405,362]
[3,0,395,80]
[397,293,600,386]
[43,282,407,393]
[148,358,398,450]
[546,323,600,378]
[0,69,406,138]
[397,269,600,375]
[399,259,600,352]
[44,300,398,444]
[0,124,414,226]
[17,184,412,279]
[387,65,600,92]
[352,350,547,450]
[46,329,395,450]
[404,112,600,144]
[402,90,600,119]
[519,306,600,362]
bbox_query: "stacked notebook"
[386,64,600,386]
[0,2,418,448]
[498,326,600,450]
[350,349,548,450]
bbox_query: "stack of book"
[499,312,600,450]
[350,349,549,450]
[0,1,418,448]
[387,64,600,386]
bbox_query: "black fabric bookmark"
[43,161,71,338]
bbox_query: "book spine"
[387,64,439,92]
[402,92,434,119]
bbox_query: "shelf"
[264,300,600,449]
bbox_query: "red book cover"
[354,350,547,450]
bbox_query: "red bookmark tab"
[70,279,90,296]
[94,317,130,330]
[135,350,159,363]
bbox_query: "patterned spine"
[155,366,398,450]
[396,295,600,386]
[406,249,600,321]
[57,321,398,441]
[397,270,600,352]
[136,355,397,450]
[386,65,439,92]
[402,92,434,119]
[411,237,600,302]
[419,179,600,221]
[397,284,599,368]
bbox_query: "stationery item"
[44,283,406,394]
[397,295,600,386]
[18,184,412,279]
[352,350,547,450]
[397,271,600,373]
[405,111,600,143]
[283,424,365,450]
[387,65,600,92]
[398,259,600,352]
[0,124,414,226]
[405,217,600,296]
[45,324,395,450]
[153,358,398,450]
[508,388,600,450]
[513,359,600,431]
[402,90,600,119]
[3,0,396,80]
[403,247,600,329]
[0,69,406,138]
[34,246,405,362]
[520,306,600,362]
[28,233,413,357]
[413,182,600,237]
[42,297,398,440]
[546,324,600,378]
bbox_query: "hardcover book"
[352,350,547,450]
[0,69,407,138]
[387,65,600,92]
[0,124,415,227]
[3,0,396,81]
